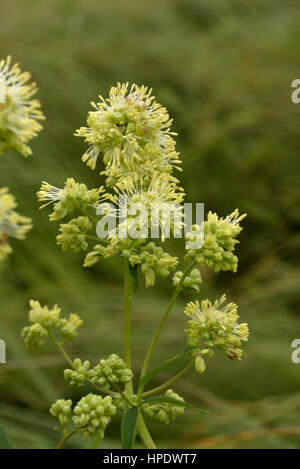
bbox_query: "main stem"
[123,258,133,394]
[137,414,156,449]
[123,258,156,449]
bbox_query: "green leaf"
[143,396,208,414]
[138,347,197,390]
[121,406,140,449]
[0,424,12,449]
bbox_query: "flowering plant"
[21,82,248,449]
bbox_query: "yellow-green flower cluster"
[72,394,116,441]
[173,268,202,292]
[75,82,180,184]
[64,358,91,387]
[50,399,72,430]
[185,210,246,273]
[0,56,44,157]
[37,178,103,221]
[124,241,178,287]
[0,187,32,260]
[57,216,92,252]
[84,243,119,267]
[88,354,133,390]
[63,354,133,390]
[21,300,82,350]
[38,84,184,283]
[143,390,185,424]
[50,395,116,441]
[184,294,249,373]
[105,173,184,243]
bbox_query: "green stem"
[123,258,133,395]
[48,331,116,396]
[112,383,135,407]
[84,234,107,242]
[48,331,74,368]
[136,414,156,449]
[138,260,197,399]
[56,429,77,449]
[123,257,156,448]
[142,360,195,398]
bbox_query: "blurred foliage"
[0,0,300,449]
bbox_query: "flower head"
[101,173,184,242]
[37,178,104,221]
[185,294,249,373]
[0,56,44,157]
[185,209,246,273]
[50,399,72,430]
[64,358,91,387]
[57,216,92,252]
[88,354,133,390]
[143,389,185,424]
[21,300,83,349]
[72,394,116,441]
[124,241,178,287]
[75,83,180,182]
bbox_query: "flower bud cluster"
[72,394,116,440]
[84,243,119,267]
[124,241,178,287]
[21,300,82,350]
[185,210,246,273]
[88,354,133,390]
[57,216,92,252]
[50,394,116,441]
[143,390,185,424]
[64,358,91,387]
[173,268,202,292]
[50,399,72,429]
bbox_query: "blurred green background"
[1,0,300,449]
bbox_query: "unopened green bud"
[195,355,206,374]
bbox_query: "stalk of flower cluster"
[123,257,156,449]
[142,360,195,398]
[123,258,133,394]
[138,259,197,403]
[56,429,78,450]
[48,330,117,397]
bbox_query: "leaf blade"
[121,406,139,449]
[138,347,197,390]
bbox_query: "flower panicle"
[75,82,181,183]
